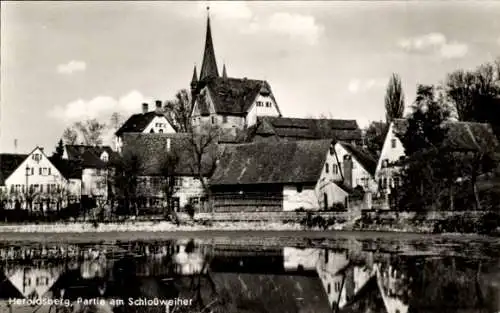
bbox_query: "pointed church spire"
[200,6,219,81]
[191,65,198,87]
[222,63,227,79]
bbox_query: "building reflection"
[0,241,498,313]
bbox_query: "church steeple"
[200,7,219,81]
[191,65,198,88]
[222,63,227,79]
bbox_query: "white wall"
[8,265,63,298]
[283,247,320,271]
[246,94,280,127]
[315,145,349,209]
[316,249,350,309]
[283,185,318,211]
[143,115,176,134]
[82,168,108,198]
[335,143,378,193]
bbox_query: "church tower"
[199,7,219,81]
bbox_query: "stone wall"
[361,209,490,222]
[194,211,351,223]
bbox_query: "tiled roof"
[251,117,362,142]
[198,77,279,116]
[210,139,333,185]
[115,111,167,136]
[339,142,378,176]
[392,119,498,152]
[121,133,217,176]
[65,145,117,169]
[49,157,83,180]
[0,153,28,185]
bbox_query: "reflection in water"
[0,238,498,313]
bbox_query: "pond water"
[0,233,499,313]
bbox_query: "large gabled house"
[0,147,82,211]
[114,100,177,152]
[210,139,352,212]
[121,133,217,212]
[375,118,499,197]
[62,145,119,200]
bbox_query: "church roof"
[199,15,219,80]
[250,117,362,142]
[210,139,334,185]
[198,77,279,116]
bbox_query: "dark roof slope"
[392,119,498,152]
[251,116,362,142]
[115,111,170,136]
[49,157,83,179]
[339,142,377,176]
[0,153,28,185]
[198,77,279,115]
[65,145,118,169]
[210,139,333,185]
[121,133,217,176]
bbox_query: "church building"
[189,11,282,131]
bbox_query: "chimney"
[155,100,162,112]
[343,155,353,188]
[142,102,149,114]
[166,138,171,152]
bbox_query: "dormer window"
[101,153,109,162]
[296,184,303,193]
[325,163,329,173]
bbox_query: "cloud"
[398,33,468,59]
[245,12,324,45]
[48,90,151,121]
[348,79,385,94]
[57,60,87,74]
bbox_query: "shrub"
[478,212,500,235]
[184,204,195,219]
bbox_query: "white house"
[210,139,351,212]
[114,100,176,152]
[334,142,378,194]
[62,145,118,200]
[0,147,81,211]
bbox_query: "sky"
[1,1,499,154]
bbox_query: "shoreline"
[0,220,497,238]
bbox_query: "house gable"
[4,147,67,189]
[246,92,281,127]
[375,122,405,179]
[142,115,177,134]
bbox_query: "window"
[211,116,216,124]
[266,102,271,107]
[324,250,329,264]
[39,168,42,175]
[325,163,329,173]
[159,129,164,133]
[333,164,338,174]
[327,283,331,294]
[222,116,228,123]
[150,129,155,133]
[32,154,41,162]
[48,168,51,175]
[256,101,263,107]
[31,168,34,175]
[391,138,397,148]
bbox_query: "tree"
[164,89,192,133]
[364,121,388,158]
[385,73,405,123]
[52,139,65,160]
[444,59,500,122]
[187,124,220,213]
[396,85,451,210]
[109,151,142,216]
[159,151,181,222]
[62,128,78,145]
[74,119,107,146]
